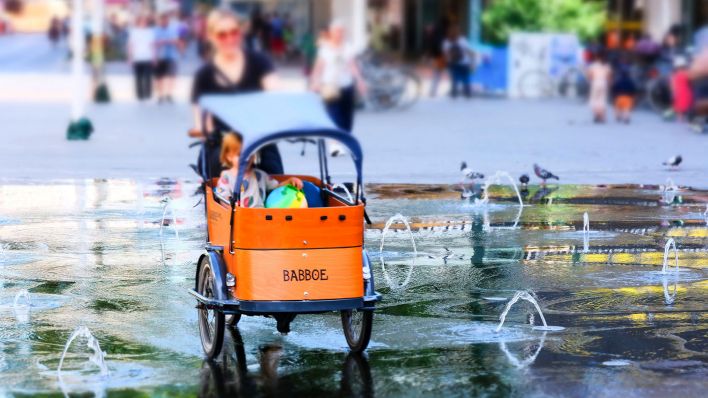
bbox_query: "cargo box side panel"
[234,247,363,301]
[205,181,232,248]
[234,205,364,250]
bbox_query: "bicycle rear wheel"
[647,77,672,114]
[341,309,373,353]
[558,67,588,101]
[395,69,421,110]
[518,70,554,99]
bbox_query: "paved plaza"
[1,34,706,187]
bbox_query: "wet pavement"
[0,179,707,397]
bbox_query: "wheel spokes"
[348,310,364,338]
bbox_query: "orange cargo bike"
[189,92,381,359]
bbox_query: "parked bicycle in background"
[357,50,421,111]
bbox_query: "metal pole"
[352,0,367,54]
[67,0,94,140]
[469,0,481,45]
[617,0,623,42]
[70,0,85,121]
[91,0,110,103]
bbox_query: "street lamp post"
[67,0,94,140]
[91,0,110,103]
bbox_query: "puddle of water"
[0,180,706,396]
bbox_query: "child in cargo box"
[216,133,303,207]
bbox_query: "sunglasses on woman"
[216,28,240,41]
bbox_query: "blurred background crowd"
[2,0,708,132]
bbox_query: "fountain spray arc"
[57,325,109,376]
[662,238,679,274]
[476,171,524,208]
[12,289,31,323]
[582,212,590,253]
[331,183,354,203]
[495,290,564,332]
[13,289,30,309]
[159,197,181,266]
[379,214,417,290]
[660,239,680,305]
[474,171,524,231]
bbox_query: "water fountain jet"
[13,289,30,309]
[57,325,109,377]
[159,197,180,241]
[582,212,590,253]
[12,289,31,323]
[661,238,679,274]
[331,183,354,203]
[495,291,564,332]
[379,214,417,290]
[662,178,678,204]
[475,171,524,208]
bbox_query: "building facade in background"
[606,0,708,44]
[7,0,708,52]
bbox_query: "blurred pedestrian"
[48,16,61,47]
[672,56,693,122]
[192,11,210,60]
[423,20,447,97]
[587,52,612,123]
[190,8,282,177]
[611,65,637,124]
[283,14,296,59]
[248,8,266,52]
[443,26,473,98]
[300,30,317,76]
[689,44,708,128]
[658,29,681,76]
[269,12,285,59]
[127,15,155,101]
[154,13,180,103]
[369,14,387,55]
[310,20,366,135]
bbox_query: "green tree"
[482,0,606,45]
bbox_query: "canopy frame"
[195,92,365,254]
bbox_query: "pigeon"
[519,174,530,186]
[662,155,682,168]
[460,162,485,180]
[534,164,559,185]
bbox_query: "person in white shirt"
[127,15,156,101]
[443,26,474,98]
[310,20,366,134]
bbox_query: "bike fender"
[363,249,376,297]
[197,251,229,301]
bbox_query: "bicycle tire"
[518,69,554,99]
[647,77,672,114]
[557,67,588,101]
[395,69,421,110]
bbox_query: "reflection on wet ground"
[0,179,706,396]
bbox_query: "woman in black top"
[190,9,283,178]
